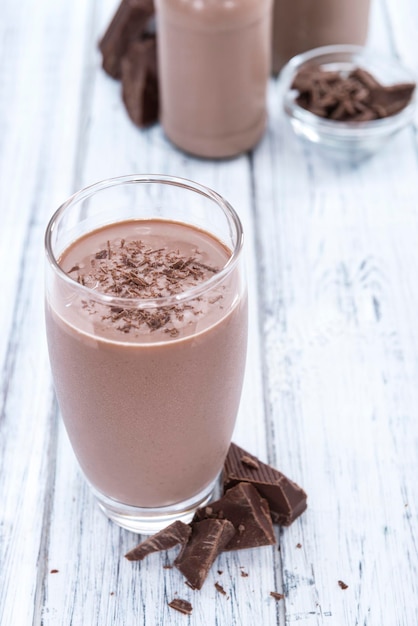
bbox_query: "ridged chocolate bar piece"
[193,482,276,551]
[223,443,307,526]
[99,0,155,79]
[174,518,235,590]
[121,36,159,127]
[125,520,191,561]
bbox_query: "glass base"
[91,478,219,535]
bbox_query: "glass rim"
[44,173,244,309]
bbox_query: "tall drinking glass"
[45,174,248,534]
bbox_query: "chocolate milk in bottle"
[272,0,371,74]
[155,0,272,158]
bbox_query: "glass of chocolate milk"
[45,175,248,534]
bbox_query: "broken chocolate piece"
[174,519,235,590]
[193,482,276,551]
[99,0,155,79]
[121,36,159,127]
[168,598,193,615]
[223,443,307,526]
[125,520,191,561]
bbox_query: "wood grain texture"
[1,0,418,624]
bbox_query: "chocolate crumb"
[168,598,193,615]
[240,570,249,578]
[270,591,284,601]
[215,582,227,595]
[296,542,302,549]
[217,569,223,575]
[338,580,349,590]
[50,569,59,574]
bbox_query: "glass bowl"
[281,44,417,162]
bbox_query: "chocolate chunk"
[125,520,191,561]
[168,598,193,615]
[99,0,155,79]
[223,443,307,526]
[121,36,159,127]
[174,519,235,590]
[194,482,276,551]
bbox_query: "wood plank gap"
[71,0,102,194]
[248,152,285,625]
[32,396,60,626]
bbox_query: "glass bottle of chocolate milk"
[155,0,273,158]
[272,0,371,74]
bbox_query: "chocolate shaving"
[291,65,415,121]
[174,519,235,590]
[168,598,193,615]
[223,443,307,526]
[125,520,191,561]
[338,580,349,590]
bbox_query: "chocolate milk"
[272,0,371,74]
[155,0,272,158]
[45,219,247,508]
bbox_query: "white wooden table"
[1,0,418,624]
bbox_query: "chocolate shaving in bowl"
[291,65,416,121]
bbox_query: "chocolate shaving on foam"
[71,236,219,334]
